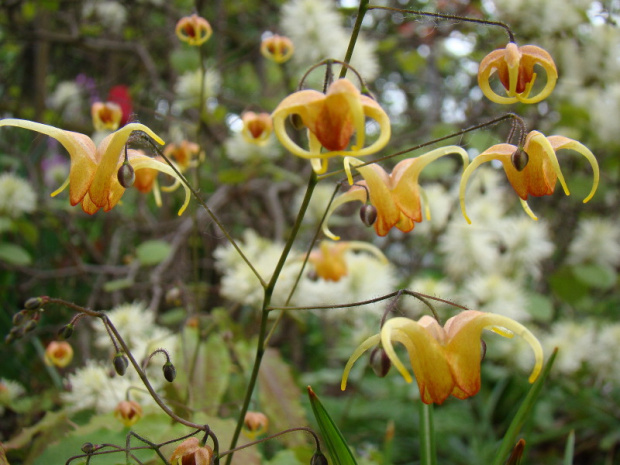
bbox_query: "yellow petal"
[547,136,599,203]
[90,123,164,208]
[340,334,381,390]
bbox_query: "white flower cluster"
[567,217,620,268]
[82,1,128,34]
[0,173,37,218]
[0,378,26,415]
[61,302,173,413]
[48,81,86,124]
[174,69,221,111]
[214,229,397,325]
[224,131,282,163]
[407,168,555,322]
[280,0,379,81]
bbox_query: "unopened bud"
[311,450,328,465]
[58,324,75,340]
[506,438,526,465]
[23,319,38,333]
[81,442,96,454]
[360,204,377,227]
[24,297,44,310]
[113,353,129,376]
[163,361,176,382]
[12,310,29,326]
[117,162,135,188]
[369,346,391,378]
[511,148,529,172]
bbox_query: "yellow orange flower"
[114,400,143,427]
[241,112,273,146]
[260,34,294,63]
[272,79,391,174]
[175,14,212,46]
[0,119,190,215]
[163,140,201,171]
[323,147,469,239]
[243,411,269,439]
[459,131,599,223]
[341,311,543,405]
[44,341,73,368]
[308,240,387,282]
[169,437,213,465]
[478,42,558,104]
[91,101,123,131]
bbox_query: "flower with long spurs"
[241,111,273,146]
[0,119,190,215]
[175,14,212,46]
[272,78,391,174]
[308,240,388,282]
[260,34,294,64]
[478,43,558,104]
[459,131,599,223]
[341,311,543,405]
[322,146,469,239]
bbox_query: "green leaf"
[572,263,617,290]
[259,349,308,447]
[136,239,172,266]
[307,386,357,465]
[491,349,558,465]
[525,292,554,322]
[0,242,32,265]
[563,430,575,465]
[549,266,588,303]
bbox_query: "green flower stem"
[419,402,437,465]
[225,171,318,464]
[340,0,370,79]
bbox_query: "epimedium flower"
[478,43,558,104]
[243,411,269,439]
[260,34,294,63]
[91,101,123,131]
[44,341,73,368]
[0,119,190,215]
[308,240,387,282]
[459,131,599,223]
[241,111,273,146]
[114,400,142,427]
[169,437,213,465]
[175,14,212,46]
[163,140,202,171]
[272,79,391,174]
[322,147,469,239]
[341,311,543,405]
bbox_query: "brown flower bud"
[12,310,29,326]
[24,297,45,310]
[113,353,129,376]
[369,346,391,378]
[163,361,176,382]
[58,324,75,340]
[311,450,329,465]
[117,162,135,188]
[511,148,529,172]
[360,204,377,227]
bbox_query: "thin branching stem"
[368,5,515,42]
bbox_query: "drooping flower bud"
[23,319,38,333]
[310,450,329,465]
[12,310,29,326]
[58,323,75,340]
[511,147,529,172]
[163,361,177,382]
[81,442,96,454]
[369,346,391,378]
[24,297,45,310]
[117,162,135,188]
[113,352,129,376]
[359,204,377,227]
